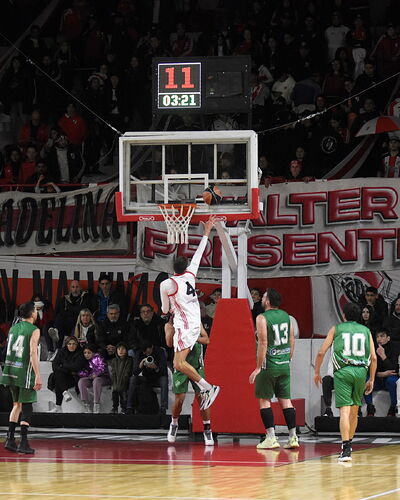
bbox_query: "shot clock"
[157,62,201,109]
[153,56,251,115]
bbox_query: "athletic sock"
[20,424,29,445]
[260,407,274,433]
[203,420,211,431]
[283,408,296,434]
[7,421,17,440]
[197,378,212,391]
[171,417,178,426]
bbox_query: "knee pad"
[21,402,33,423]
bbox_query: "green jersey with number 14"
[262,309,291,368]
[332,321,371,372]
[0,321,37,389]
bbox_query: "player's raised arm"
[314,326,335,387]
[187,215,215,276]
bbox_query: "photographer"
[126,341,168,415]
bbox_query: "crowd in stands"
[0,273,214,415]
[0,1,399,189]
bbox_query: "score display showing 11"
[159,93,200,108]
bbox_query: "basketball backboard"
[115,130,260,223]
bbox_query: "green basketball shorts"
[172,366,205,394]
[255,364,291,400]
[9,385,37,404]
[334,365,368,407]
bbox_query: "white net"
[158,203,196,244]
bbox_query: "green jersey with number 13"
[332,321,371,372]
[262,309,291,368]
[0,321,37,389]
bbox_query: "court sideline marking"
[0,493,276,500]
[360,488,400,500]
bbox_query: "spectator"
[206,288,222,319]
[126,341,168,415]
[43,133,85,185]
[49,335,86,412]
[325,12,349,61]
[251,288,264,324]
[322,59,346,101]
[128,304,166,351]
[110,342,133,414]
[291,42,314,82]
[57,103,87,148]
[0,146,22,186]
[51,280,94,349]
[364,329,399,417]
[383,297,400,345]
[379,137,400,178]
[271,69,296,105]
[95,273,127,322]
[19,145,37,184]
[357,286,388,327]
[31,292,55,360]
[96,304,129,360]
[104,74,128,164]
[21,25,47,65]
[354,61,382,110]
[78,344,110,413]
[0,57,34,141]
[360,304,379,337]
[373,23,400,78]
[350,97,379,138]
[18,110,49,151]
[171,23,193,57]
[73,309,98,346]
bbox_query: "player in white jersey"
[160,216,220,411]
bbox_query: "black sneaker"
[4,438,18,452]
[387,406,397,417]
[366,404,376,416]
[338,446,352,462]
[17,442,35,454]
[323,407,333,417]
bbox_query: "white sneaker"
[203,429,214,446]
[93,403,100,414]
[63,390,72,402]
[48,327,59,343]
[48,405,62,413]
[200,385,220,410]
[167,424,178,443]
[83,402,91,413]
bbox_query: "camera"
[144,356,154,367]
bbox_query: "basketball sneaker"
[4,437,18,453]
[200,385,220,410]
[167,424,178,443]
[257,436,280,449]
[338,447,352,462]
[283,435,299,449]
[63,390,72,402]
[203,430,214,446]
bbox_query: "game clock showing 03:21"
[157,62,201,110]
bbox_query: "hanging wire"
[0,31,123,136]
[258,70,400,136]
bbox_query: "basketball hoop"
[158,203,196,244]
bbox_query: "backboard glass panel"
[116,130,259,222]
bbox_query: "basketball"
[202,185,222,205]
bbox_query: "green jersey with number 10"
[262,309,291,368]
[332,321,371,372]
[0,321,37,389]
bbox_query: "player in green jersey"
[1,302,42,454]
[249,288,299,450]
[165,319,214,446]
[314,302,377,462]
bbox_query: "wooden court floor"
[0,436,399,500]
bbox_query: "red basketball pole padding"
[192,298,305,433]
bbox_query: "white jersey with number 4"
[160,236,208,351]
